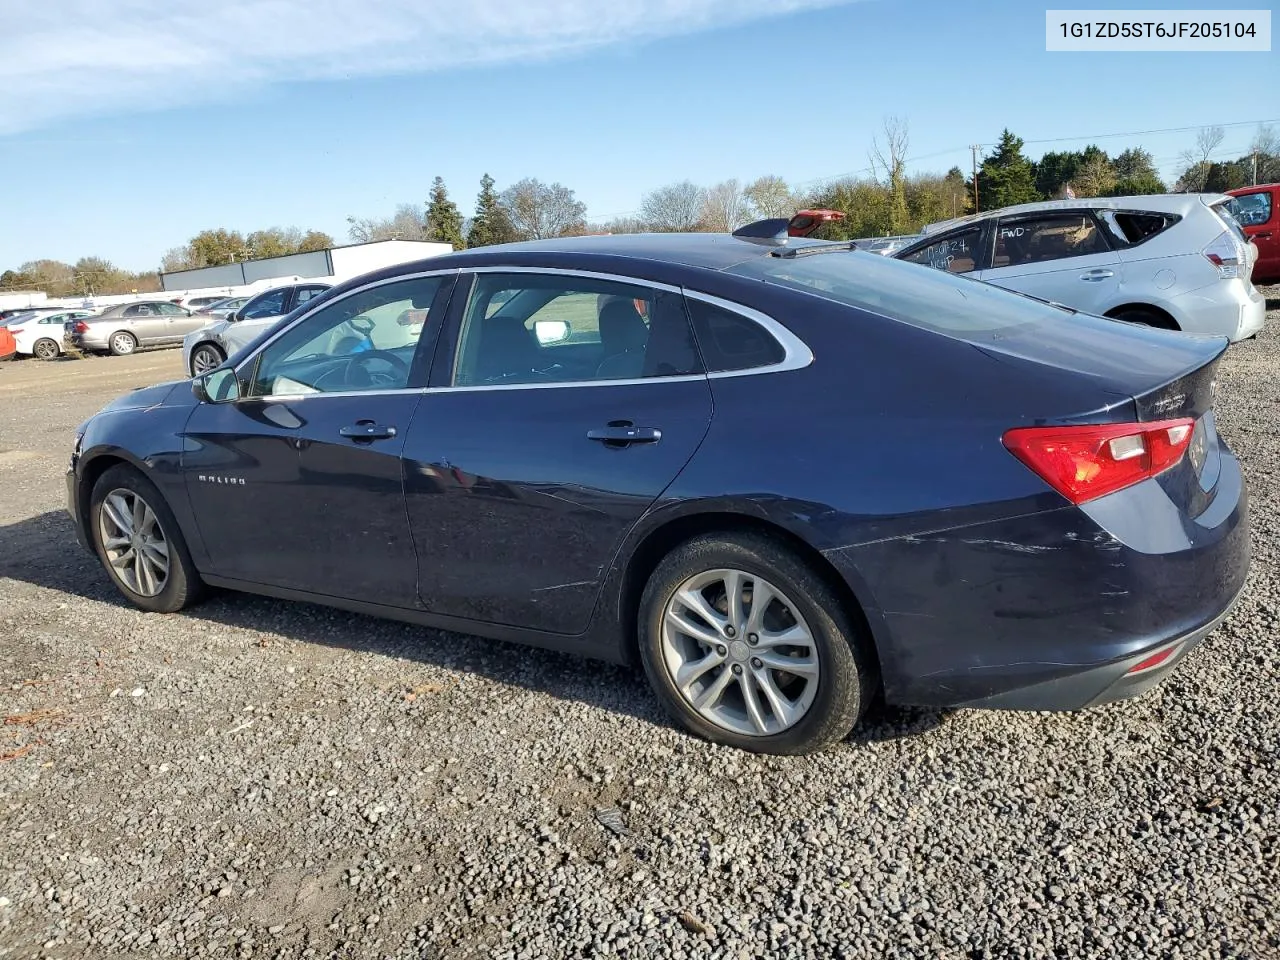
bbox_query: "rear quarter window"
[684,298,784,372]
[1099,211,1181,246]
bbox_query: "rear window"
[1210,200,1250,243]
[728,249,1074,338]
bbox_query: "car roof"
[920,192,1230,235]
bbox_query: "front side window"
[244,276,444,398]
[242,288,288,320]
[451,274,703,386]
[899,227,983,274]
[992,214,1109,268]
[1227,192,1272,227]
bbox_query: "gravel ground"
[1,303,1279,960]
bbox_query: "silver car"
[64,300,208,356]
[182,283,330,375]
[893,193,1265,341]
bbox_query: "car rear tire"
[109,331,138,356]
[89,464,205,613]
[33,338,60,360]
[1111,306,1179,331]
[189,342,226,377]
[637,532,875,755]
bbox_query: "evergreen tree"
[976,130,1041,211]
[467,173,518,247]
[425,177,466,250]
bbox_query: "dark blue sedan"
[66,228,1251,754]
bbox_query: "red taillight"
[788,209,845,237]
[1002,418,1196,504]
[74,321,89,333]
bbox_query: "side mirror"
[192,368,241,403]
[533,318,571,345]
[227,310,242,323]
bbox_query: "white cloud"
[0,0,856,134]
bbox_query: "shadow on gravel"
[1,509,946,747]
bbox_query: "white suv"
[893,193,1265,341]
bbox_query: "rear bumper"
[956,579,1246,710]
[830,445,1251,711]
[1168,281,1265,341]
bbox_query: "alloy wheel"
[98,488,170,597]
[111,333,136,355]
[660,568,820,736]
[34,339,59,360]
[191,345,223,375]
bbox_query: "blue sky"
[1,0,1274,272]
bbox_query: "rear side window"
[992,214,1109,267]
[1098,210,1180,246]
[684,298,784,372]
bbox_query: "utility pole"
[1253,152,1258,186]
[970,144,981,214]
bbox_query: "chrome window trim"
[443,266,812,392]
[230,268,461,386]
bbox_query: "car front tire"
[189,342,226,377]
[637,532,875,755]
[89,464,205,613]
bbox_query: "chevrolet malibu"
[66,229,1251,754]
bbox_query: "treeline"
[5,122,1276,297]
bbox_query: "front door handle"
[1080,269,1114,281]
[1253,231,1273,240]
[587,422,662,447]
[340,422,397,443]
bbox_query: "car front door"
[977,212,1121,315]
[402,270,713,636]
[896,224,986,277]
[160,301,208,339]
[183,272,457,607]
[1229,187,1278,282]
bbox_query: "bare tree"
[347,204,427,243]
[870,117,910,233]
[641,181,707,232]
[499,179,587,240]
[743,175,796,219]
[1073,153,1118,197]
[1178,125,1226,191]
[700,179,751,232]
[1250,123,1280,184]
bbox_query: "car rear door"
[183,272,457,607]
[162,301,208,339]
[402,270,713,636]
[977,211,1121,315]
[123,303,165,343]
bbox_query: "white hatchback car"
[893,193,1265,341]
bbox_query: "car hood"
[96,379,192,415]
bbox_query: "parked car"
[173,294,231,313]
[196,296,249,319]
[64,300,207,356]
[1226,183,1279,285]
[892,193,1265,341]
[9,309,96,359]
[852,235,917,256]
[68,231,1249,755]
[1,308,42,324]
[0,325,14,361]
[182,282,330,376]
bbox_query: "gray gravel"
[2,301,1279,959]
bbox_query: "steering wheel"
[346,349,411,388]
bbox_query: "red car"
[1227,183,1279,285]
[0,325,16,362]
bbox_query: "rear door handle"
[340,422,397,442]
[1253,231,1273,240]
[1080,270,1114,281]
[587,423,662,446]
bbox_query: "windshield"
[727,250,1074,338]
